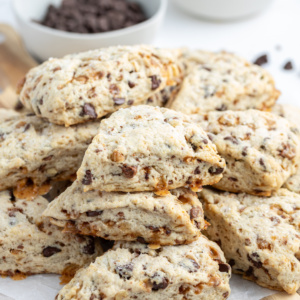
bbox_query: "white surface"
[0,0,300,299]
[172,0,274,21]
[12,0,167,61]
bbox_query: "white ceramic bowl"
[172,0,274,21]
[12,0,167,61]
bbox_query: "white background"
[0,0,300,299]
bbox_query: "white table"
[0,0,299,299]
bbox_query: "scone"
[43,180,206,245]
[0,190,102,278]
[200,188,300,294]
[56,235,231,300]
[272,103,300,193]
[192,110,300,196]
[77,106,226,193]
[0,113,99,197]
[168,51,279,114]
[0,108,19,122]
[18,45,182,126]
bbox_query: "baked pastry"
[77,105,225,193]
[0,190,102,278]
[43,180,206,245]
[0,113,99,197]
[0,108,19,121]
[56,235,231,300]
[18,46,182,126]
[192,110,300,196]
[200,188,300,294]
[168,51,279,114]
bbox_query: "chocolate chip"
[208,167,224,175]
[151,273,169,291]
[115,263,134,280]
[128,81,135,88]
[190,207,201,219]
[42,246,61,257]
[224,136,239,144]
[219,263,230,273]
[15,100,24,111]
[81,103,97,118]
[121,164,137,178]
[223,291,229,298]
[194,166,201,174]
[228,177,237,182]
[283,61,293,70]
[83,238,95,255]
[253,54,268,66]
[82,170,93,185]
[242,146,248,156]
[247,253,262,268]
[127,100,134,105]
[24,124,30,132]
[228,259,235,267]
[137,236,147,244]
[147,225,160,232]
[113,97,125,105]
[149,75,161,90]
[39,98,43,105]
[43,155,53,161]
[86,210,103,217]
[216,104,227,111]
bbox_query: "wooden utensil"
[0,24,37,109]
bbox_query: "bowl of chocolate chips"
[12,0,167,61]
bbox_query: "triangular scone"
[43,180,206,245]
[77,106,225,193]
[0,114,99,195]
[200,188,300,294]
[168,51,279,114]
[0,190,102,278]
[56,235,231,300]
[192,110,300,196]
[18,46,182,126]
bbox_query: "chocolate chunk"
[247,253,262,268]
[223,291,229,298]
[151,273,169,291]
[43,155,53,161]
[24,124,31,132]
[228,259,235,267]
[42,246,61,257]
[216,104,227,111]
[15,100,24,111]
[253,54,268,66]
[242,146,248,156]
[208,167,224,175]
[115,263,134,280]
[219,263,230,273]
[190,207,201,219]
[82,170,93,185]
[137,236,147,244]
[224,136,239,144]
[83,238,95,255]
[86,210,103,217]
[194,166,201,174]
[127,100,134,105]
[113,97,125,105]
[81,103,97,118]
[149,75,161,90]
[283,61,293,70]
[121,164,137,178]
[128,81,135,88]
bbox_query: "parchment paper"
[0,273,276,300]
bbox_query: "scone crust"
[200,188,300,294]
[77,106,225,192]
[18,46,182,126]
[56,235,231,300]
[193,110,300,196]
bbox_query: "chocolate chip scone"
[18,45,182,126]
[0,190,102,278]
[77,106,225,193]
[200,188,300,294]
[56,235,231,300]
[192,110,300,196]
[168,51,280,114]
[43,180,206,245]
[0,113,99,197]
